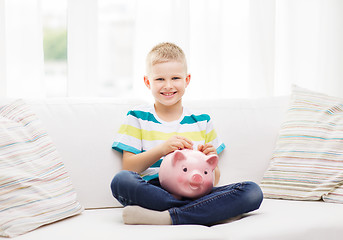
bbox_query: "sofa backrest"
[22,97,289,209]
[184,97,289,186]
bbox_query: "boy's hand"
[198,143,217,156]
[161,135,193,155]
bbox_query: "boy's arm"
[122,135,193,173]
[122,147,164,173]
[214,167,220,186]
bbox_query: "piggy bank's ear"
[206,155,218,170]
[172,150,186,166]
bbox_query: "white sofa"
[8,96,343,240]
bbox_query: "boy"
[111,42,263,225]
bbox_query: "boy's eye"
[172,77,181,80]
[155,78,164,81]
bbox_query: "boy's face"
[144,61,190,108]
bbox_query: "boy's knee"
[110,170,143,195]
[243,181,263,210]
[110,170,131,196]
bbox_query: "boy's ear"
[185,74,191,87]
[144,76,151,89]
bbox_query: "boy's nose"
[164,80,173,88]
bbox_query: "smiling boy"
[110,42,263,225]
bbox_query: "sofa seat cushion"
[13,199,343,240]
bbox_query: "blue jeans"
[110,170,263,225]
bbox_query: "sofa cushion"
[11,199,343,240]
[185,96,289,185]
[261,86,343,203]
[26,98,136,209]
[0,99,83,237]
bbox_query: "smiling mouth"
[161,92,177,96]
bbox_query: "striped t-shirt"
[112,105,225,180]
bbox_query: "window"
[42,0,68,97]
[41,0,136,98]
[97,0,136,97]
[4,1,341,99]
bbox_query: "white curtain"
[1,0,343,99]
[0,0,45,98]
[67,0,98,97]
[274,0,343,97]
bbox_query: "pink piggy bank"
[159,149,218,199]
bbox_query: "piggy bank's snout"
[191,174,203,184]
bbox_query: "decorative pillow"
[261,86,343,203]
[323,184,343,203]
[0,100,83,237]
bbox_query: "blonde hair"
[146,42,187,75]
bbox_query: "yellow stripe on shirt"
[206,129,218,143]
[118,124,208,142]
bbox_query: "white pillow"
[261,86,343,203]
[0,99,83,237]
[323,185,343,203]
